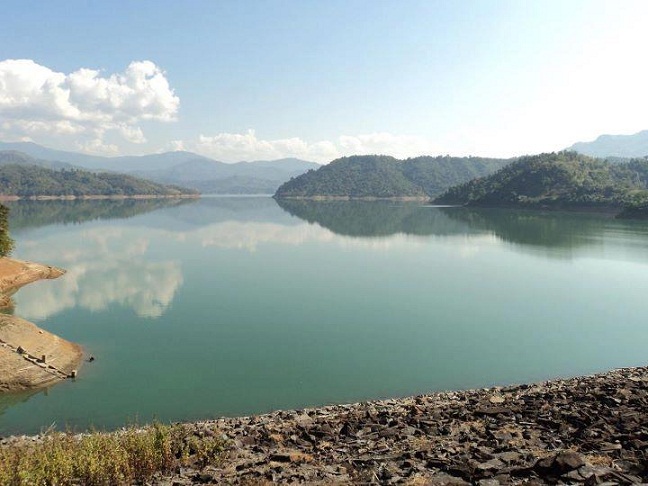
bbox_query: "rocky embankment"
[159,366,647,485]
[0,258,82,392]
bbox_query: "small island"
[274,155,509,200]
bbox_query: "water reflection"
[276,199,648,260]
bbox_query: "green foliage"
[0,423,226,486]
[274,155,509,199]
[434,152,648,213]
[0,164,198,198]
[0,204,14,257]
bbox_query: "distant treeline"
[0,205,14,257]
[0,164,198,198]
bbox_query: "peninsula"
[0,258,82,392]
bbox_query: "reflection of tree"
[5,198,197,231]
[440,207,648,252]
[276,199,481,238]
[0,205,15,256]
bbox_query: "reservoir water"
[1,196,648,434]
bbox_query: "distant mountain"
[0,150,77,170]
[0,142,319,194]
[434,152,648,217]
[0,141,212,172]
[569,130,648,158]
[274,155,510,199]
[131,157,320,194]
[0,157,198,198]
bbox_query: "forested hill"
[434,152,648,215]
[0,164,198,198]
[274,155,509,199]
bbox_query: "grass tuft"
[0,423,226,485]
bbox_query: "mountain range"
[568,130,648,159]
[0,142,319,195]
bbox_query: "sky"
[1,0,648,163]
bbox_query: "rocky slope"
[155,366,647,484]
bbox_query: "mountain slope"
[274,155,510,199]
[569,130,648,158]
[434,152,648,212]
[0,164,198,198]
[0,151,77,170]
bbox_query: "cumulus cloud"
[184,129,439,163]
[0,59,178,152]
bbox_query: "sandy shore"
[0,258,82,392]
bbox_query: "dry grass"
[0,423,226,485]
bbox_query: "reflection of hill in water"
[440,207,648,253]
[276,200,648,256]
[439,208,608,250]
[276,199,481,237]
[6,198,196,231]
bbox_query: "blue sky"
[1,0,647,162]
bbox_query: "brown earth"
[0,258,82,392]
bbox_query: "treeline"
[0,204,14,256]
[434,152,648,214]
[0,165,198,197]
[274,155,509,199]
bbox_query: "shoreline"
[0,258,82,392]
[274,195,430,201]
[2,365,646,484]
[0,194,200,201]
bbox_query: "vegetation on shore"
[0,423,226,486]
[434,151,648,214]
[0,204,14,257]
[274,154,509,199]
[0,164,198,198]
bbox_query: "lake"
[1,196,648,435]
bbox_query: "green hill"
[274,155,509,199]
[0,164,198,198]
[434,152,648,216]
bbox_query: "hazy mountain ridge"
[0,142,319,194]
[274,155,510,199]
[434,152,648,217]
[569,130,648,158]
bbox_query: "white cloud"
[185,129,438,163]
[0,59,179,152]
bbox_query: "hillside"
[569,130,648,158]
[0,164,198,198]
[0,151,77,170]
[434,152,648,214]
[274,155,509,199]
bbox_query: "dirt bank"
[0,257,65,295]
[0,258,82,392]
[0,315,82,392]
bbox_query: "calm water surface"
[2,197,648,434]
